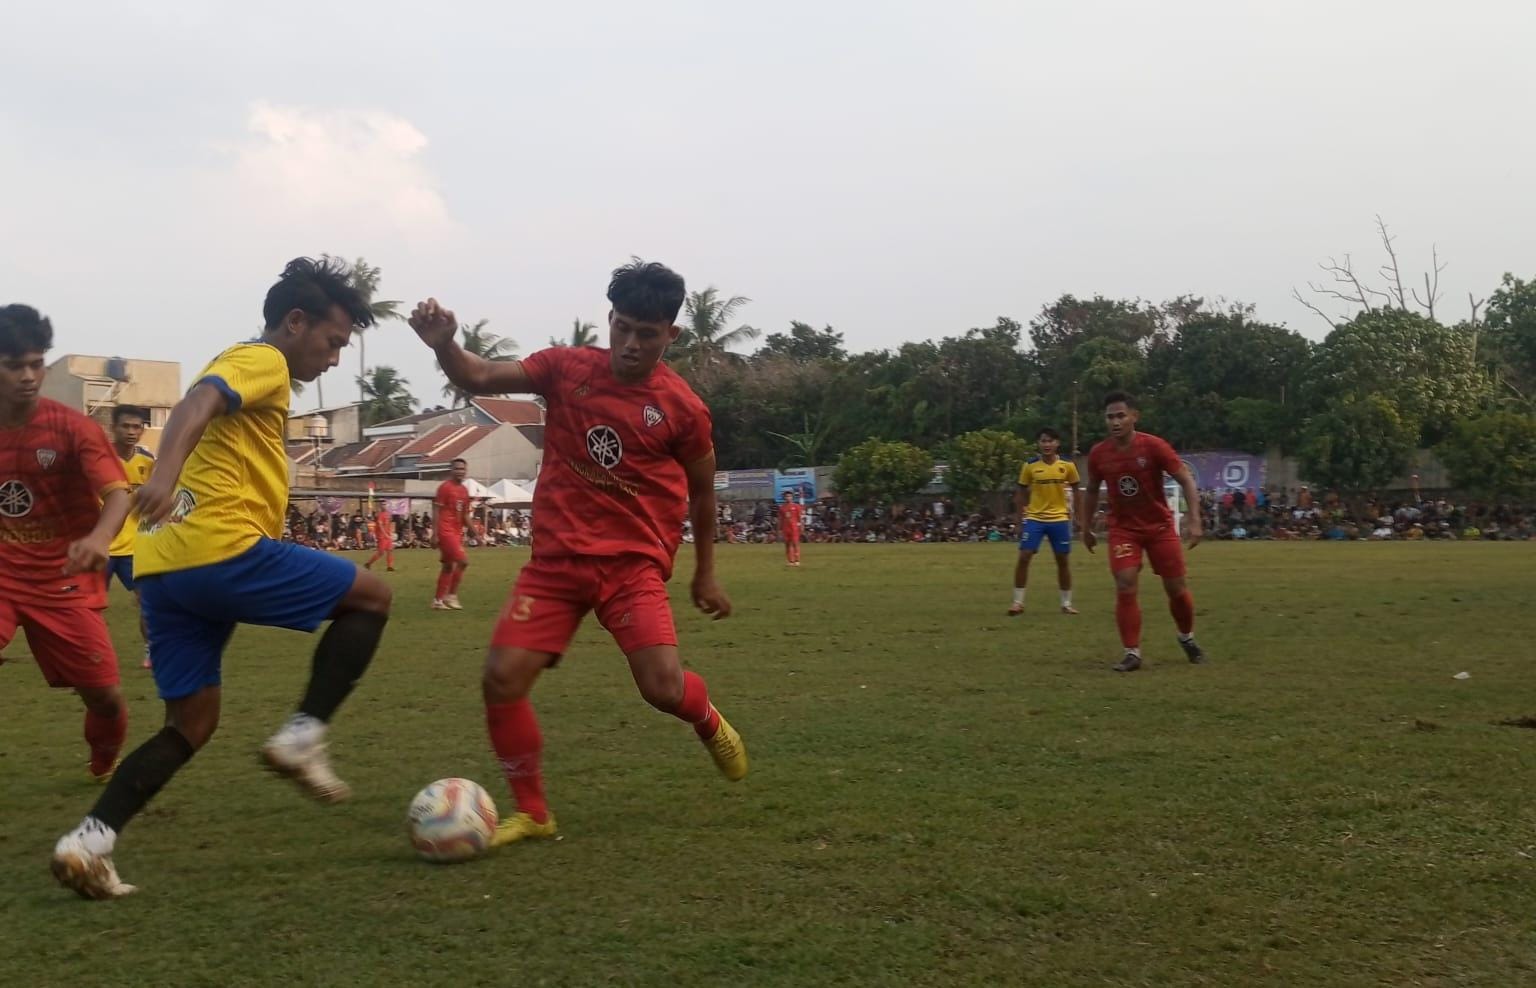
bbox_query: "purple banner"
[1180,451,1266,491]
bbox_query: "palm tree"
[325,255,403,404]
[440,320,519,407]
[675,288,760,373]
[550,318,599,348]
[357,365,419,426]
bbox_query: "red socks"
[85,707,127,776]
[448,567,466,595]
[1114,590,1142,649]
[1170,589,1195,635]
[486,699,548,824]
[434,570,452,600]
[676,670,721,739]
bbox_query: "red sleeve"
[433,482,449,509]
[518,347,567,395]
[74,415,128,496]
[1154,437,1183,476]
[672,399,714,464]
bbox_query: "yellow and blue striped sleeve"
[197,345,289,414]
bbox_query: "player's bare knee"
[637,671,684,712]
[1162,576,1187,597]
[77,687,122,718]
[482,650,539,703]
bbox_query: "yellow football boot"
[702,712,749,782]
[491,812,559,848]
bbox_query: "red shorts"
[1107,527,1186,578]
[0,599,120,689]
[439,537,467,565]
[781,527,801,544]
[491,555,677,658]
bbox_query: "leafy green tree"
[440,320,518,407]
[326,256,402,405]
[550,319,599,348]
[1483,273,1536,406]
[1306,309,1489,444]
[833,439,934,505]
[674,288,760,377]
[756,322,847,361]
[357,365,418,426]
[944,429,1032,511]
[1435,411,1536,497]
[1298,394,1416,493]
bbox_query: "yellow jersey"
[1017,457,1080,522]
[135,343,292,576]
[108,446,156,557]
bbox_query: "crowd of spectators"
[1200,486,1536,542]
[282,506,533,551]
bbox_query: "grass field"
[3,542,1535,987]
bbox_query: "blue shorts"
[107,555,136,592]
[139,538,358,700]
[1019,519,1073,555]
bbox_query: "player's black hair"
[1103,390,1138,410]
[262,257,376,332]
[0,304,54,358]
[112,404,150,424]
[607,258,686,324]
[451,457,467,466]
[1038,427,1062,441]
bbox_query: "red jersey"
[1087,432,1183,536]
[779,502,803,532]
[0,398,129,608]
[434,479,469,541]
[519,346,713,578]
[375,510,393,547]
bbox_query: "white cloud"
[216,102,456,237]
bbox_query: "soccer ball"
[406,778,498,863]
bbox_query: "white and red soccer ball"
[406,778,498,863]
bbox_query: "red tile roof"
[420,426,496,466]
[472,397,543,425]
[336,437,410,471]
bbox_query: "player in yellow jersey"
[52,258,394,900]
[1008,428,1081,617]
[106,405,155,669]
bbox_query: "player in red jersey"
[409,259,747,847]
[432,459,471,609]
[779,491,804,566]
[0,305,134,779]
[364,506,395,572]
[1081,390,1205,672]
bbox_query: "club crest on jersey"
[1136,456,1147,468]
[36,448,57,470]
[643,405,665,428]
[573,384,590,399]
[586,425,623,469]
[1118,476,1141,497]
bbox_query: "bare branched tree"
[1294,219,1472,328]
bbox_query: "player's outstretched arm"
[409,298,533,396]
[684,452,731,620]
[1174,464,1202,548]
[135,383,225,528]
[1080,464,1099,553]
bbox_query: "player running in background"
[365,506,395,572]
[432,458,471,609]
[779,490,803,566]
[106,404,156,668]
[1081,391,1205,672]
[1008,427,1080,616]
[0,305,133,783]
[51,258,394,899]
[410,258,747,848]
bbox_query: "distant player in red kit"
[0,305,134,780]
[432,459,471,609]
[779,491,803,566]
[365,507,395,572]
[1081,391,1206,672]
[409,259,747,847]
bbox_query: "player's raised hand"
[408,298,458,349]
[692,573,733,620]
[1081,528,1097,554]
[64,533,111,574]
[133,474,178,530]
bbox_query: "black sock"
[90,727,196,833]
[299,610,387,723]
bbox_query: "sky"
[3,0,1532,412]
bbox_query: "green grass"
[3,543,1535,987]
